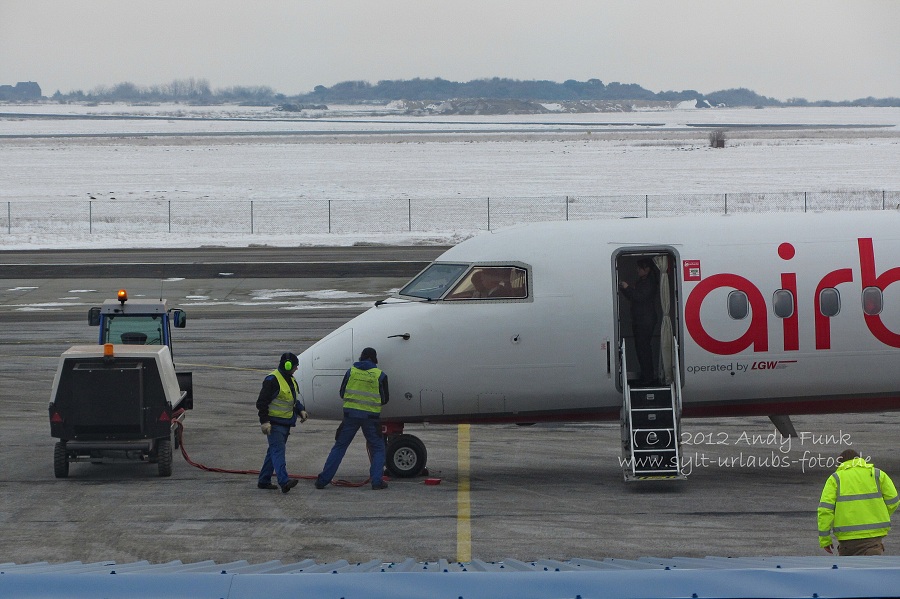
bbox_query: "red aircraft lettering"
[685,237,900,355]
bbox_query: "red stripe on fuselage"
[383,394,900,426]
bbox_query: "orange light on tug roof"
[117,289,128,304]
[103,343,114,357]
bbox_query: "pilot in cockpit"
[470,270,490,298]
[482,269,511,297]
[445,266,526,300]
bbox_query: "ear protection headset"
[280,352,298,371]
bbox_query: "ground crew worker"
[315,347,389,490]
[257,352,307,493]
[818,449,900,555]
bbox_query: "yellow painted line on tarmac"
[456,424,472,563]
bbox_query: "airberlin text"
[684,238,900,355]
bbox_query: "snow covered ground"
[1,104,898,249]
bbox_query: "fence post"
[565,196,569,221]
[89,200,92,234]
[487,197,491,231]
[884,190,886,210]
[724,193,727,215]
[645,195,649,218]
[250,200,254,234]
[804,192,807,213]
[408,198,412,232]
[328,200,332,234]
[168,201,172,233]
[7,202,11,234]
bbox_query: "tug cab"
[49,290,193,478]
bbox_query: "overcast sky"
[2,0,898,102]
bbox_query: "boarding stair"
[620,337,686,481]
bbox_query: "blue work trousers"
[317,415,385,486]
[258,424,291,487]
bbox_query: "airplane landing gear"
[385,434,427,478]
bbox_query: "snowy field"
[1,104,899,249]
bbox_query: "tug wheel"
[53,442,69,479]
[157,437,173,477]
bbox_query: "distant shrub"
[709,129,727,148]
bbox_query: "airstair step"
[620,337,686,481]
[630,449,680,476]
[629,389,671,408]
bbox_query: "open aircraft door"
[614,249,686,480]
[613,249,683,389]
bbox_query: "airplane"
[295,210,900,481]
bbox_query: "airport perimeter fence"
[2,190,899,236]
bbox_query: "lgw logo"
[751,359,796,370]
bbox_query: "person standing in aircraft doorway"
[315,347,390,490]
[619,258,659,386]
[818,449,899,555]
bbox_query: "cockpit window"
[445,266,528,300]
[399,263,469,300]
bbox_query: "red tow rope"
[171,411,377,488]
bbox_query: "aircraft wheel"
[157,437,173,477]
[54,442,69,478]
[385,434,427,478]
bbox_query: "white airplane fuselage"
[298,211,900,427]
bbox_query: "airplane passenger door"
[615,249,686,481]
[614,250,682,391]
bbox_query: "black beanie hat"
[359,347,377,363]
[279,352,299,371]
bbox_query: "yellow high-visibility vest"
[267,370,298,420]
[818,458,900,547]
[342,366,383,414]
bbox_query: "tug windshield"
[399,263,469,300]
[104,315,164,345]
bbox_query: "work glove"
[299,410,309,423]
[260,422,272,435]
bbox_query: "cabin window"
[727,291,749,320]
[863,287,883,315]
[772,289,794,318]
[445,266,528,300]
[399,263,469,300]
[819,288,840,317]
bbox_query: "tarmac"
[2,247,899,565]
